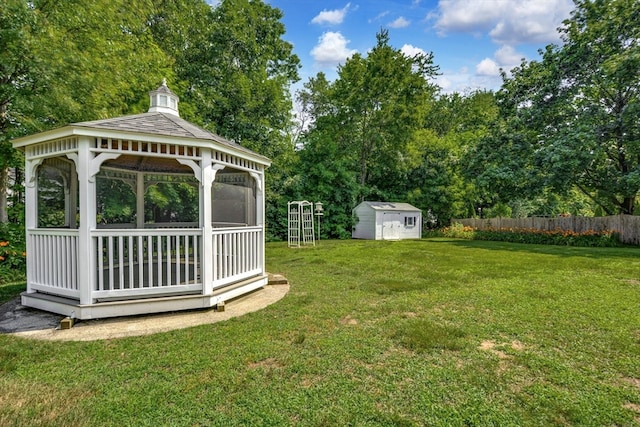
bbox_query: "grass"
[1,238,640,426]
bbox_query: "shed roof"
[359,201,421,212]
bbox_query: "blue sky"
[264,0,575,93]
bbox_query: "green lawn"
[1,239,640,426]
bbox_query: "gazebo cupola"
[148,79,179,116]
[12,81,271,320]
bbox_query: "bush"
[441,223,621,247]
[441,223,476,239]
[0,223,26,284]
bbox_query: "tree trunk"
[621,195,635,215]
[0,165,8,223]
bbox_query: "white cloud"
[437,68,502,94]
[401,44,426,57]
[389,17,410,29]
[476,58,501,76]
[369,11,389,24]
[434,0,572,45]
[494,45,524,66]
[311,3,351,25]
[437,75,454,92]
[311,31,358,68]
[476,45,525,76]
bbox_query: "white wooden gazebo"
[12,81,270,319]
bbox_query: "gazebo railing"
[27,229,80,299]
[211,226,263,288]
[93,228,202,300]
[26,226,265,302]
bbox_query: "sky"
[264,0,575,94]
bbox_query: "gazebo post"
[259,173,266,271]
[23,159,39,295]
[77,136,97,306]
[201,149,214,295]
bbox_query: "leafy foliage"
[441,222,622,247]
[295,30,449,236]
[0,223,25,284]
[488,0,640,215]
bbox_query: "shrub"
[0,223,26,284]
[441,223,476,239]
[442,223,621,247]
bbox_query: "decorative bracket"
[25,158,45,188]
[249,172,263,192]
[204,163,226,186]
[89,153,121,182]
[177,159,202,183]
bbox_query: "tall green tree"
[494,0,640,215]
[407,91,499,223]
[0,0,39,223]
[37,0,171,122]
[0,0,172,222]
[299,30,438,205]
[167,0,301,239]
[332,30,438,200]
[179,0,300,155]
[295,31,439,237]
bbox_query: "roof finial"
[148,79,180,117]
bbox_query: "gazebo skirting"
[22,226,266,319]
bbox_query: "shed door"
[382,213,401,240]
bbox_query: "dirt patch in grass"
[623,402,640,424]
[479,339,529,374]
[340,315,358,325]
[479,339,526,357]
[622,377,640,389]
[511,340,526,351]
[623,402,640,412]
[248,357,282,370]
[479,340,509,359]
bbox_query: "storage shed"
[12,81,270,320]
[352,201,422,240]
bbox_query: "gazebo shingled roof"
[74,112,265,159]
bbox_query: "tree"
[334,30,438,200]
[178,0,300,155]
[495,0,640,215]
[166,0,301,239]
[299,30,438,205]
[298,131,359,239]
[0,0,39,223]
[0,0,173,222]
[294,30,440,236]
[406,91,499,223]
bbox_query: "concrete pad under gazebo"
[12,81,271,320]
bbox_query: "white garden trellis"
[287,201,315,247]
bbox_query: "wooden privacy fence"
[452,215,640,246]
